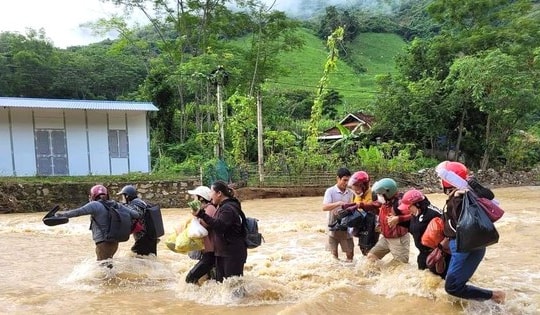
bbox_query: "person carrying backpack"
[117,185,159,257]
[191,180,247,283]
[55,184,140,263]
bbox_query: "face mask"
[377,194,386,204]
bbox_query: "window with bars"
[35,129,68,175]
[108,129,128,158]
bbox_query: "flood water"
[1,186,539,315]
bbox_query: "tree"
[446,49,538,169]
[372,0,540,169]
[306,27,343,153]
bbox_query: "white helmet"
[187,186,212,202]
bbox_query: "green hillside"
[268,28,406,112]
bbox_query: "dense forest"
[1,0,539,182]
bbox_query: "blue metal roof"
[0,97,158,111]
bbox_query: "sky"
[0,0,314,49]
[0,0,133,48]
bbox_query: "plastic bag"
[456,192,499,252]
[187,218,208,238]
[164,229,204,254]
[421,217,445,249]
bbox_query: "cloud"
[0,0,127,48]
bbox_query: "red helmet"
[90,184,108,200]
[398,189,425,211]
[438,161,468,188]
[348,171,370,187]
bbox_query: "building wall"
[0,108,151,176]
[65,110,90,175]
[10,109,36,176]
[0,108,13,176]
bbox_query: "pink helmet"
[438,161,468,188]
[348,171,370,187]
[90,184,108,201]
[398,189,425,211]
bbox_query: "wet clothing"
[197,198,247,282]
[328,235,354,253]
[369,234,410,263]
[445,239,492,300]
[125,198,158,256]
[186,252,216,284]
[443,186,495,301]
[96,241,119,261]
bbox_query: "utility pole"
[216,81,224,159]
[257,90,264,184]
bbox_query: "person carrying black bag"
[117,185,159,256]
[436,161,505,304]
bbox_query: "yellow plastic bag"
[165,222,205,254]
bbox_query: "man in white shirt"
[322,167,354,261]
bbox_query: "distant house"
[0,97,158,176]
[318,112,375,140]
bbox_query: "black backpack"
[143,203,164,238]
[237,208,264,249]
[93,200,132,242]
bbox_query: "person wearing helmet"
[117,185,158,257]
[322,167,355,261]
[398,189,449,278]
[436,161,505,304]
[340,171,382,256]
[366,178,411,264]
[55,184,140,264]
[185,186,218,284]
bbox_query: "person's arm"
[359,201,382,213]
[55,202,96,218]
[120,203,141,219]
[397,212,412,223]
[467,177,495,200]
[322,188,344,211]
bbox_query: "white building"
[0,97,158,176]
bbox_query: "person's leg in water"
[96,241,118,268]
[445,239,503,302]
[185,252,215,284]
[328,236,339,260]
[343,238,354,262]
[131,233,157,256]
